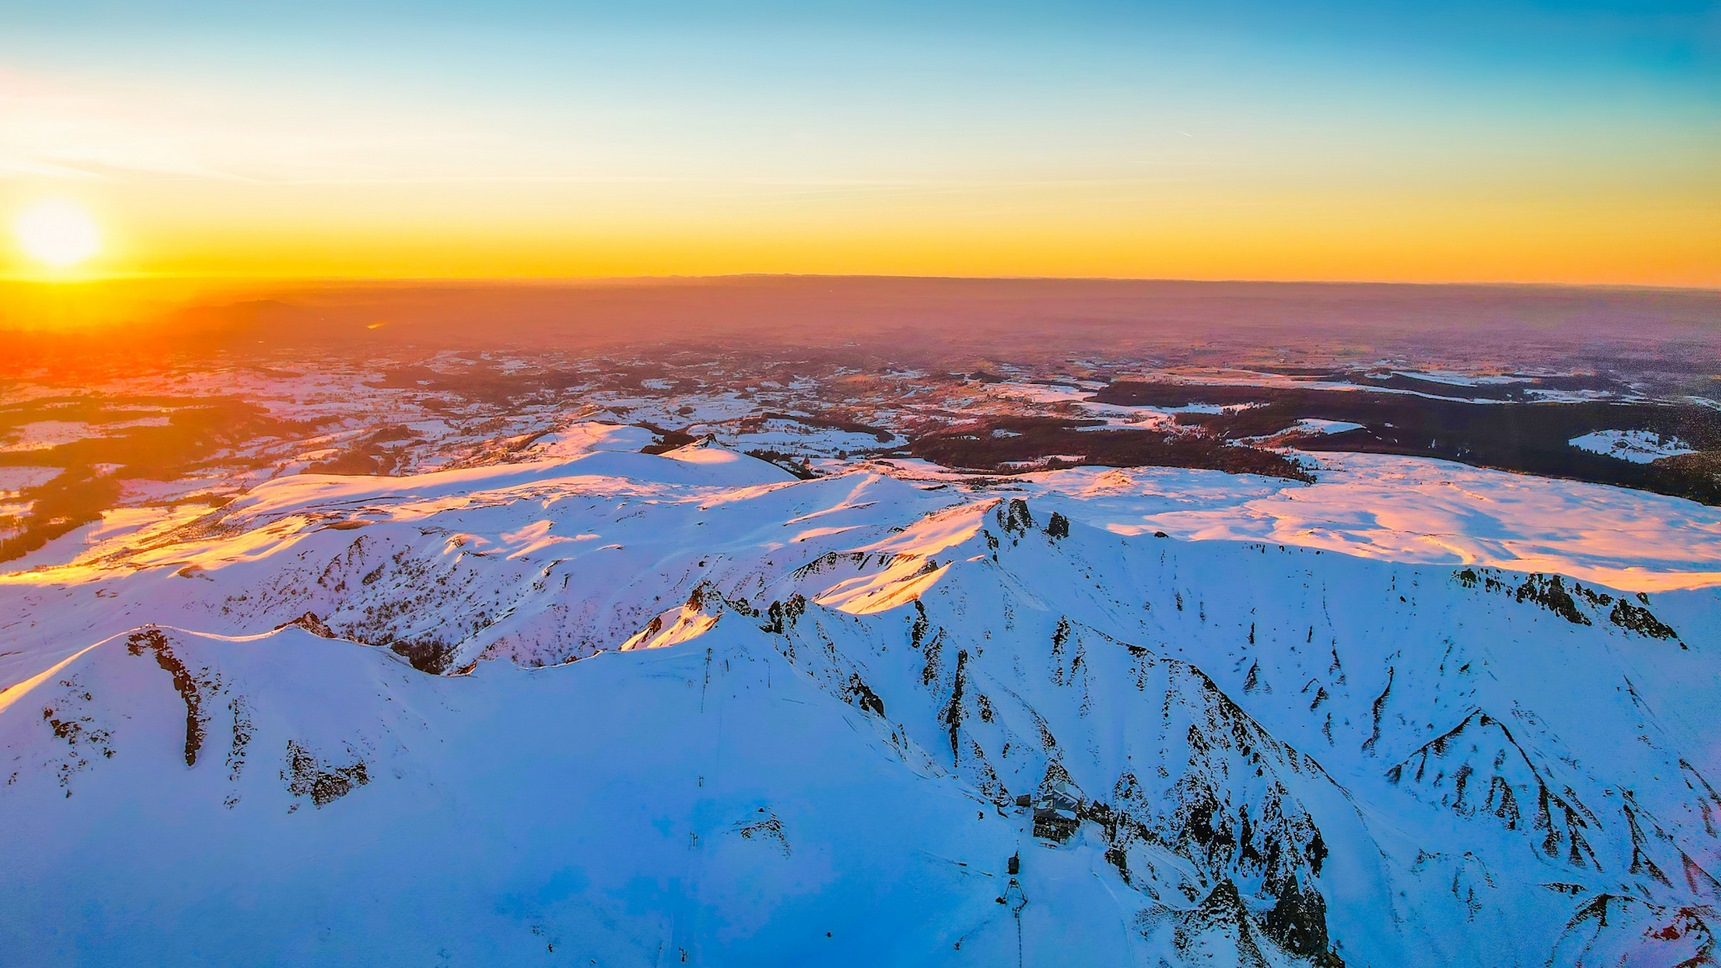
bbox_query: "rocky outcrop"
[281,740,370,808]
[126,628,209,767]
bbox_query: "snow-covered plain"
[1289,418,1366,436]
[2,424,1719,966]
[1021,452,1721,592]
[1570,429,1698,464]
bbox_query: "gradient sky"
[1,1,1717,284]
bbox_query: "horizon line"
[3,271,1718,295]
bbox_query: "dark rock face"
[1263,876,1345,967]
[761,595,808,635]
[845,674,886,717]
[1609,599,1680,641]
[998,499,1034,535]
[938,650,969,760]
[275,612,336,638]
[282,740,370,808]
[126,628,207,767]
[1513,574,1590,626]
[385,637,457,675]
[1456,567,1683,644]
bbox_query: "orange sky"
[6,175,1715,287]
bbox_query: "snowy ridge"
[2,439,1719,966]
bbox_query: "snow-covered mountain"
[2,427,1718,966]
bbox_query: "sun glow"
[14,199,102,271]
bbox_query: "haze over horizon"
[2,0,1717,286]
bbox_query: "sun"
[14,199,102,270]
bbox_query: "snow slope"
[2,433,1719,966]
